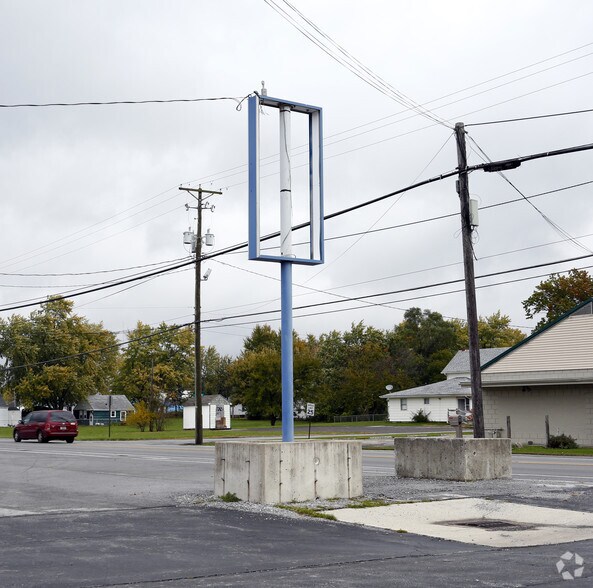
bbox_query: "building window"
[400,399,407,410]
[458,397,470,412]
[110,410,117,418]
[120,411,126,422]
[424,398,430,405]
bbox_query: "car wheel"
[13,430,21,443]
[37,430,47,443]
[66,438,74,444]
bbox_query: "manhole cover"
[439,518,537,532]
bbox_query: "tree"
[230,347,281,425]
[242,324,280,353]
[113,322,194,430]
[202,346,233,398]
[229,326,320,425]
[522,269,593,331]
[0,298,118,409]
[388,308,458,386]
[452,311,525,349]
[314,323,392,418]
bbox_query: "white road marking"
[0,447,212,464]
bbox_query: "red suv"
[13,410,78,443]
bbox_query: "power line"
[466,106,593,127]
[264,0,451,128]
[0,96,247,109]
[6,255,591,372]
[1,167,592,312]
[203,258,593,327]
[7,52,588,269]
[466,133,593,255]
[0,256,192,278]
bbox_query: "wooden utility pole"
[179,186,221,445]
[455,122,485,438]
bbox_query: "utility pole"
[179,185,221,445]
[455,122,485,438]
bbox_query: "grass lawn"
[513,445,593,456]
[0,416,447,441]
[0,417,284,441]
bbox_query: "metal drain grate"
[439,518,537,532]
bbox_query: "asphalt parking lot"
[1,439,592,586]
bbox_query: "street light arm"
[469,141,593,174]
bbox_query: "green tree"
[315,323,391,418]
[230,346,281,425]
[242,324,280,353]
[0,298,118,409]
[522,269,593,331]
[202,346,233,398]
[229,326,320,425]
[113,322,194,430]
[452,311,525,349]
[388,308,458,385]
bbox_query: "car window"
[49,411,76,423]
[22,413,32,424]
[33,412,48,422]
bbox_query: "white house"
[481,298,593,446]
[381,347,508,422]
[183,394,232,430]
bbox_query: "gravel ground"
[175,475,593,519]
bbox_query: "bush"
[547,434,578,449]
[411,409,431,423]
[127,401,151,432]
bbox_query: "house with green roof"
[479,297,593,446]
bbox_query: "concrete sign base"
[393,437,511,481]
[215,440,363,504]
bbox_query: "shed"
[0,396,8,427]
[74,394,135,426]
[183,395,232,430]
[480,298,593,446]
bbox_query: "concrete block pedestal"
[215,440,363,504]
[393,437,512,481]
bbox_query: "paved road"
[3,439,593,513]
[2,439,593,587]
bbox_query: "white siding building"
[183,394,232,430]
[481,298,593,446]
[381,348,507,422]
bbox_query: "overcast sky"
[1,0,592,357]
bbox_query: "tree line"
[1,269,590,424]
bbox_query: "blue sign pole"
[281,261,294,442]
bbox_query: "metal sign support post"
[281,262,293,442]
[279,105,294,442]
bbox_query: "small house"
[381,348,508,422]
[183,394,232,430]
[74,394,135,426]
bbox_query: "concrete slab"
[324,498,593,547]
